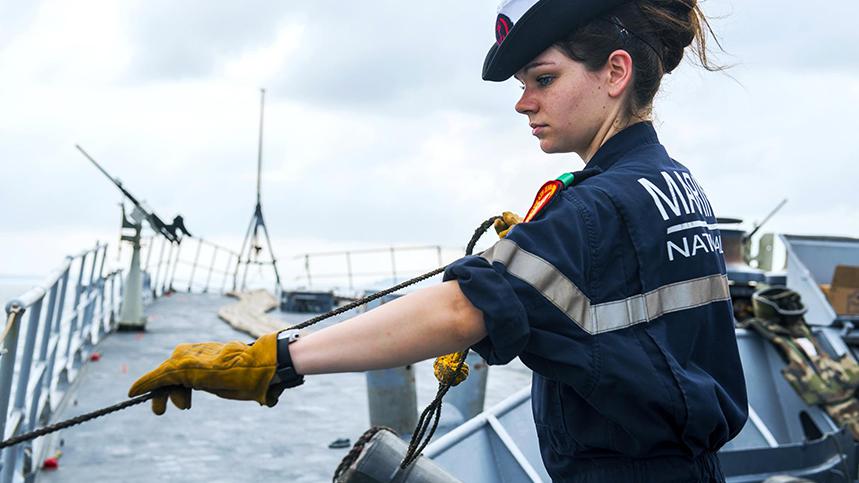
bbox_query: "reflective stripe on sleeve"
[480,239,731,335]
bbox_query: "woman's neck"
[580,109,650,163]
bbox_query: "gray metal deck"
[37,292,531,482]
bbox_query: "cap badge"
[495,13,513,45]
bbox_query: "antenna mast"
[236,88,282,293]
[257,88,264,205]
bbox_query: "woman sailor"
[130,0,748,481]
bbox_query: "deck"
[38,293,532,482]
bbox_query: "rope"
[400,353,468,469]
[331,426,396,482]
[0,307,22,349]
[397,217,498,469]
[0,216,500,460]
[0,393,155,449]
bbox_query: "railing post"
[437,246,443,267]
[72,252,87,310]
[161,241,174,295]
[79,282,94,353]
[36,285,58,392]
[63,253,88,373]
[97,243,107,278]
[143,236,154,271]
[108,271,117,328]
[7,299,44,472]
[152,237,167,298]
[187,238,203,293]
[168,242,181,293]
[87,244,99,297]
[222,254,234,294]
[45,267,70,396]
[0,308,22,483]
[204,246,218,294]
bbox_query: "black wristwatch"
[274,329,304,388]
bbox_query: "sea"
[0,276,41,311]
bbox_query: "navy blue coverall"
[444,122,748,482]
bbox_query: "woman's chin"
[538,139,566,154]
[538,139,555,153]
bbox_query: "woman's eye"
[536,75,555,87]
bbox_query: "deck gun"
[76,145,191,243]
[76,145,194,329]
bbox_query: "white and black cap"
[483,0,630,82]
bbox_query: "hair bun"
[639,0,699,72]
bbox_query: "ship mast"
[236,88,282,293]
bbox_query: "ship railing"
[293,245,465,292]
[0,243,122,483]
[142,235,240,296]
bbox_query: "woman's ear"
[605,49,634,98]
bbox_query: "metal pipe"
[3,287,46,313]
[45,268,70,395]
[143,236,154,270]
[37,284,58,365]
[72,252,88,311]
[0,310,23,463]
[188,238,203,293]
[222,254,234,294]
[13,299,43,420]
[63,255,88,370]
[161,241,174,294]
[86,244,99,298]
[152,237,167,298]
[168,242,181,292]
[204,247,218,293]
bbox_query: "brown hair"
[556,0,723,120]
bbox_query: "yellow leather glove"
[494,211,523,239]
[128,331,286,415]
[433,352,469,386]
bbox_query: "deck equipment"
[236,88,282,293]
[78,145,191,329]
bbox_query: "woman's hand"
[494,211,523,238]
[128,331,285,415]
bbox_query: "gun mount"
[77,145,193,330]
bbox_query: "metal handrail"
[294,245,464,290]
[0,243,122,483]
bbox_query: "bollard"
[444,351,488,421]
[335,429,462,483]
[366,366,418,436]
[118,228,146,330]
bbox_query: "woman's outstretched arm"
[291,280,486,375]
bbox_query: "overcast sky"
[1,0,858,282]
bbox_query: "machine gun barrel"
[77,145,179,243]
[76,145,143,207]
[744,198,788,243]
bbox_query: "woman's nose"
[515,89,537,115]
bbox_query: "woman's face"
[514,46,616,156]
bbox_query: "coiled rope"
[0,216,500,471]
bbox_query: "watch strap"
[275,331,304,388]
